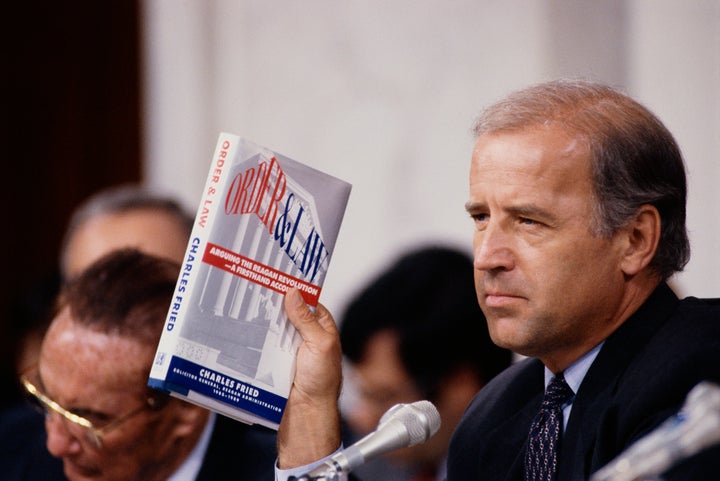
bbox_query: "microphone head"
[379,400,441,446]
[304,400,443,479]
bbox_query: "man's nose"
[45,412,82,457]
[473,222,515,272]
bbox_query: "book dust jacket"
[149,133,351,429]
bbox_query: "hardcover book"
[148,133,352,430]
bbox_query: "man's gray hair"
[473,79,689,280]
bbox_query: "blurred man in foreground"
[1,184,197,480]
[23,249,277,480]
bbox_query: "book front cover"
[150,135,351,428]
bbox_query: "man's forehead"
[470,129,591,183]
[43,314,152,379]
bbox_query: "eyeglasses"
[20,365,166,448]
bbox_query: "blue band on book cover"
[154,356,287,424]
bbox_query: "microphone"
[297,400,441,481]
[590,381,720,481]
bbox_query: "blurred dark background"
[2,1,142,405]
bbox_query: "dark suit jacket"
[197,414,277,480]
[0,406,277,481]
[0,403,64,480]
[447,283,720,481]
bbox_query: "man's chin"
[488,325,538,358]
[487,316,523,343]
[63,459,101,480]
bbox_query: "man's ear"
[168,399,210,437]
[620,204,661,276]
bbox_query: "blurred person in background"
[59,183,194,283]
[12,183,195,384]
[339,246,512,481]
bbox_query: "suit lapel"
[483,361,544,481]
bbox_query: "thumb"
[284,288,338,339]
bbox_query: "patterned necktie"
[524,373,575,481]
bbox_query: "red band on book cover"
[202,242,321,306]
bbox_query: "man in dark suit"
[272,79,720,481]
[447,282,720,480]
[15,249,276,481]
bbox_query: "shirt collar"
[543,341,604,395]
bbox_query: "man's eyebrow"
[507,204,553,219]
[464,200,486,213]
[464,201,555,221]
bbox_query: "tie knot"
[543,374,574,409]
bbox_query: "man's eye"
[72,409,110,425]
[519,217,538,225]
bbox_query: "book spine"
[149,132,240,385]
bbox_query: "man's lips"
[483,291,524,308]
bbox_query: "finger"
[284,288,336,338]
[313,303,338,334]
